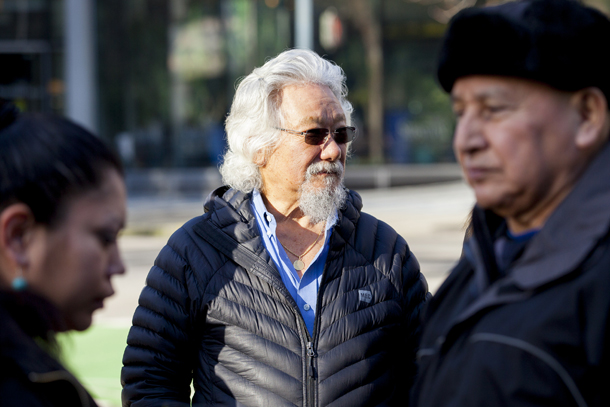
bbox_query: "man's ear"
[572,87,610,150]
[0,203,36,269]
[253,149,268,167]
[254,144,276,167]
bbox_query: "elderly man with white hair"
[122,49,429,407]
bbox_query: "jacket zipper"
[305,256,332,407]
[196,218,324,406]
[306,341,317,407]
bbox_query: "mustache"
[306,161,344,178]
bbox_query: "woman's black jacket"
[0,291,97,407]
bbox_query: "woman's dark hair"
[0,100,124,226]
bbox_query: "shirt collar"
[251,189,338,233]
[252,189,277,238]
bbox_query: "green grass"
[58,325,130,407]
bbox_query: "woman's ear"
[573,87,610,150]
[0,203,36,269]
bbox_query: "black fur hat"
[437,0,610,101]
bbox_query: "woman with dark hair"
[0,100,127,406]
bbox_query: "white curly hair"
[219,49,353,193]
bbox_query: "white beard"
[298,160,347,226]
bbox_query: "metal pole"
[64,0,97,133]
[295,0,313,49]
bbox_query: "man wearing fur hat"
[412,0,610,406]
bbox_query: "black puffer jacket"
[122,187,429,407]
[0,291,97,407]
[411,143,610,407]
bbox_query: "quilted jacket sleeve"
[121,226,201,407]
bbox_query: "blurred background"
[3,1,610,406]
[5,0,608,185]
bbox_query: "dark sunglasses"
[277,126,357,145]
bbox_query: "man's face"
[260,83,347,209]
[452,76,585,231]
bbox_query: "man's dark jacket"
[411,144,610,407]
[122,187,429,407]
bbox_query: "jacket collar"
[203,185,362,252]
[468,141,610,294]
[512,142,610,289]
[0,291,64,376]
[0,292,93,407]
[428,143,610,334]
[196,185,362,285]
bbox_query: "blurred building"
[0,0,63,114]
[1,0,609,168]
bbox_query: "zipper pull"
[307,342,317,378]
[307,342,316,357]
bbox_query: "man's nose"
[320,134,343,161]
[453,112,487,156]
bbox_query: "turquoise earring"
[11,268,27,291]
